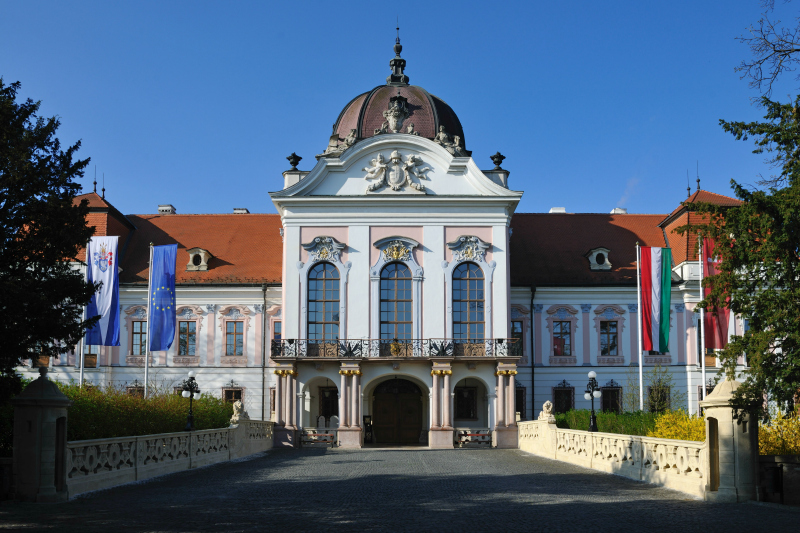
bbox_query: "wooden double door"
[372,379,423,444]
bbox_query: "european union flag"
[148,244,178,351]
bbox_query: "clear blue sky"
[1,0,795,216]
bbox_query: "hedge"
[58,382,234,441]
[554,410,659,436]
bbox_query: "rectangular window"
[553,387,574,414]
[455,387,478,420]
[132,321,147,355]
[84,344,99,355]
[178,321,196,356]
[511,321,523,341]
[127,386,144,398]
[600,321,618,356]
[223,388,243,403]
[273,321,282,341]
[601,387,622,413]
[515,386,526,421]
[553,321,571,356]
[82,343,99,368]
[226,321,244,356]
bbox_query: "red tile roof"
[120,214,283,284]
[510,214,668,286]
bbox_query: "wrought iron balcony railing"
[270,338,522,359]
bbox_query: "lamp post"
[584,371,602,432]
[181,371,201,431]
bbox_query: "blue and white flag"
[84,236,120,346]
[148,244,178,351]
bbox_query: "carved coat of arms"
[363,150,430,193]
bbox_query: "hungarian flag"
[640,246,672,353]
[702,238,730,350]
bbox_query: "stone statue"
[402,154,430,191]
[317,129,358,159]
[382,94,410,132]
[538,400,555,423]
[342,129,357,147]
[363,153,388,192]
[406,122,420,135]
[433,125,466,156]
[230,400,250,424]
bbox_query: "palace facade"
[33,40,744,448]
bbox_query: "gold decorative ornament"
[383,241,411,262]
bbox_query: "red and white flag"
[639,246,672,353]
[702,238,730,350]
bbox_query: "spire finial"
[93,165,97,193]
[696,161,700,191]
[687,170,691,198]
[102,172,106,199]
[387,23,409,85]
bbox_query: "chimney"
[610,207,628,214]
[233,208,250,214]
[158,204,176,215]
[548,207,566,214]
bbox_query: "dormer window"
[186,248,212,271]
[586,247,611,271]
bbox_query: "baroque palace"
[33,40,745,448]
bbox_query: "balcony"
[270,338,522,359]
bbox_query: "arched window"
[453,262,485,340]
[380,263,412,340]
[308,263,340,341]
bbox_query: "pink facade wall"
[300,227,349,263]
[369,226,424,266]
[444,226,493,263]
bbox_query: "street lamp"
[584,371,602,432]
[181,371,201,431]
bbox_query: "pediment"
[271,135,519,199]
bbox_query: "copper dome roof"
[316,36,468,159]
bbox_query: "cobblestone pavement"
[1,448,797,532]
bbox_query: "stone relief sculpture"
[447,235,490,262]
[317,128,359,159]
[302,236,346,263]
[433,125,467,156]
[382,240,411,262]
[374,94,410,135]
[406,122,419,135]
[230,400,250,424]
[363,150,430,193]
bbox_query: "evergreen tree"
[0,79,98,400]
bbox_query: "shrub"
[55,382,233,441]
[759,407,800,455]
[554,410,659,436]
[647,409,705,441]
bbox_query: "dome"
[316,37,469,160]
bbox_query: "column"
[442,371,451,428]
[339,371,347,427]
[289,372,297,427]
[350,373,358,428]
[275,370,283,426]
[628,304,639,365]
[496,372,505,427]
[431,371,440,428]
[283,373,291,427]
[357,373,362,428]
[488,393,497,429]
[533,305,543,366]
[675,304,686,364]
[507,372,516,426]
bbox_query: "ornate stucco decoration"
[433,125,467,156]
[317,128,358,160]
[586,247,612,271]
[382,240,411,262]
[363,150,430,193]
[374,94,410,134]
[302,236,346,263]
[447,235,490,263]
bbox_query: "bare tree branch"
[736,13,800,97]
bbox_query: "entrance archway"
[372,378,423,444]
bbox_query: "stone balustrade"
[518,420,708,499]
[65,421,273,497]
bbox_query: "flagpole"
[79,240,89,388]
[636,243,644,411]
[145,243,154,399]
[700,236,706,400]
